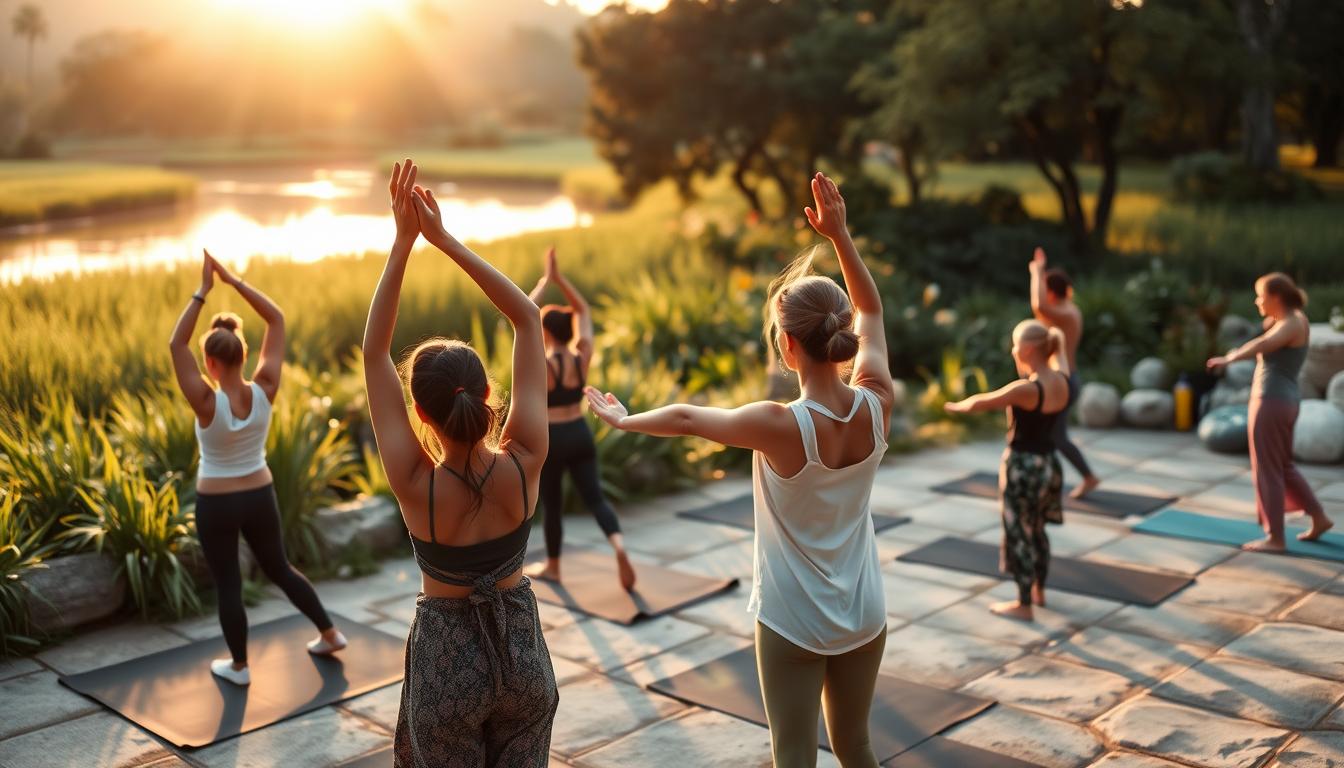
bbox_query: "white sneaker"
[210,659,251,686]
[307,630,347,656]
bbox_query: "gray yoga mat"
[527,547,737,625]
[1136,509,1344,562]
[882,736,1044,768]
[897,537,1192,606]
[647,646,993,763]
[59,613,403,749]
[677,493,911,533]
[930,471,1176,519]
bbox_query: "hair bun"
[825,327,861,363]
[210,312,241,332]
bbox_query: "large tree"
[11,3,48,96]
[1237,0,1290,171]
[1282,0,1344,167]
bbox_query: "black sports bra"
[409,452,532,584]
[1007,378,1062,455]
[547,351,585,407]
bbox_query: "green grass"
[380,138,602,184]
[0,162,198,227]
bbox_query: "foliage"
[381,139,600,183]
[0,489,55,656]
[109,387,199,490]
[0,161,196,226]
[1170,151,1322,204]
[912,347,998,447]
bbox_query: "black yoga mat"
[527,548,737,625]
[897,537,1192,606]
[930,471,1176,519]
[882,736,1043,768]
[648,646,993,763]
[58,613,403,749]
[676,494,911,533]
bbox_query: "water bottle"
[1174,373,1194,431]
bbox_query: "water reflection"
[0,165,593,282]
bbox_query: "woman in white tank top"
[587,174,896,768]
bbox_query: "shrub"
[109,387,199,489]
[1,489,55,656]
[1170,151,1322,205]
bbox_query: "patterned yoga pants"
[999,449,1062,604]
[394,580,559,768]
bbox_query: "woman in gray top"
[1207,272,1332,551]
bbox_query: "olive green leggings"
[755,622,886,768]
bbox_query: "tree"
[1237,0,1290,171]
[11,3,47,96]
[851,7,932,202]
[1282,0,1344,167]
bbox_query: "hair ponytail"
[201,312,245,367]
[765,248,860,369]
[1258,272,1307,310]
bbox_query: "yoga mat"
[897,537,1192,606]
[930,471,1176,519]
[883,736,1043,768]
[676,494,911,533]
[647,647,993,763]
[58,613,403,749]
[1135,509,1344,562]
[527,548,737,625]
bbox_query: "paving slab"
[1272,731,1344,767]
[881,572,974,620]
[1318,482,1344,502]
[1155,656,1344,729]
[983,582,1123,627]
[35,622,189,675]
[1182,482,1259,518]
[575,708,840,768]
[674,593,756,638]
[668,539,755,583]
[1102,470,1213,498]
[920,596,1082,648]
[0,655,42,682]
[1171,577,1305,618]
[1083,534,1236,576]
[1041,626,1211,685]
[543,615,711,672]
[536,601,588,631]
[614,633,754,688]
[368,619,408,641]
[945,704,1105,768]
[1095,697,1289,768]
[1099,603,1256,649]
[1088,753,1190,768]
[166,596,296,640]
[880,623,1024,688]
[1203,551,1342,591]
[900,496,1001,535]
[0,669,100,740]
[878,521,970,546]
[0,712,171,768]
[618,516,752,561]
[697,477,753,502]
[869,484,938,514]
[340,682,402,732]
[551,656,594,687]
[873,532,929,561]
[881,558,1000,591]
[1132,458,1248,484]
[1221,622,1344,681]
[1284,591,1344,630]
[192,704,390,768]
[961,655,1135,722]
[550,675,686,758]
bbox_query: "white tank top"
[748,386,888,654]
[195,382,272,479]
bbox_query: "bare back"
[763,386,888,479]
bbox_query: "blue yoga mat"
[1135,509,1344,562]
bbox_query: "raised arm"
[1029,248,1070,326]
[548,248,595,367]
[804,172,894,406]
[167,253,217,422]
[410,177,547,462]
[363,161,432,498]
[944,380,1036,415]
[1047,327,1072,377]
[209,253,285,402]
[584,387,792,453]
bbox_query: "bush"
[109,387,199,490]
[1170,152,1321,205]
[1,489,55,656]
[10,133,51,159]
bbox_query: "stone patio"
[3,428,1343,767]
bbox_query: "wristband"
[191,293,205,304]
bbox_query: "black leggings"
[1053,371,1093,478]
[541,418,620,558]
[196,484,332,663]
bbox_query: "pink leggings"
[1248,397,1324,540]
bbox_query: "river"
[0,164,593,283]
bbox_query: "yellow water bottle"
[1174,373,1193,431]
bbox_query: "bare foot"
[525,560,561,583]
[615,549,637,592]
[1298,517,1335,543]
[1031,583,1047,608]
[1069,475,1100,500]
[1242,538,1286,553]
[989,600,1034,621]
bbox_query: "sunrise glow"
[211,0,407,28]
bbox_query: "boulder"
[1077,382,1121,428]
[316,495,406,556]
[1224,360,1256,389]
[1121,389,1175,429]
[1301,371,1324,400]
[1218,314,1260,348]
[1329,370,1344,413]
[1294,399,1344,464]
[1301,323,1344,394]
[1207,382,1252,409]
[22,552,126,633]
[1198,404,1249,454]
[1130,357,1173,390]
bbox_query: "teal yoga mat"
[1135,509,1344,562]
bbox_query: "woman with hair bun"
[587,173,896,767]
[364,160,556,765]
[168,250,344,687]
[944,319,1071,622]
[1208,272,1332,551]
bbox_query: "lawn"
[0,161,198,227]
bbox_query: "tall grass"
[0,489,55,655]
[0,162,197,226]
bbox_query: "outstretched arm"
[411,179,547,462]
[944,380,1036,415]
[168,253,217,422]
[1208,317,1298,369]
[584,387,791,453]
[548,248,595,367]
[804,172,894,409]
[210,254,285,402]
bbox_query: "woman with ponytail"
[169,251,344,687]
[364,160,556,766]
[587,173,896,767]
[944,321,1071,621]
[1208,272,1332,551]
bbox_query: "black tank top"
[1007,378,1062,455]
[546,351,585,407]
[409,452,532,581]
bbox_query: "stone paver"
[618,516,751,561]
[961,655,1135,721]
[1171,576,1305,618]
[614,632,753,688]
[880,623,1024,688]
[1284,590,1344,631]
[1221,622,1344,681]
[167,595,296,640]
[921,596,1081,647]
[1203,552,1342,591]
[1103,470,1212,498]
[551,656,594,687]
[550,675,685,758]
[0,655,41,682]
[900,496,1001,535]
[193,705,390,768]
[1132,458,1247,484]
[1042,626,1211,685]
[576,708,841,768]
[1088,753,1189,768]
[0,670,100,739]
[341,682,401,732]
[1084,535,1236,576]
[881,571,973,620]
[543,615,711,672]
[674,593,756,638]
[983,582,1123,627]
[1100,603,1257,649]
[869,484,938,513]
[34,622,189,675]
[1154,656,1344,728]
[1318,482,1344,502]
[0,712,170,768]
[672,539,755,583]
[882,558,999,590]
[1182,482,1259,518]
[946,704,1105,768]
[1272,731,1344,767]
[1094,697,1290,768]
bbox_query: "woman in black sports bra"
[944,319,1070,622]
[525,247,636,591]
[364,159,557,767]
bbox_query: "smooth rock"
[1121,389,1174,429]
[1095,698,1288,768]
[1132,357,1174,390]
[1224,360,1257,388]
[1199,405,1249,454]
[1294,399,1344,464]
[315,495,405,556]
[1207,383,1252,409]
[1153,656,1344,729]
[1079,383,1122,429]
[22,553,126,633]
[1328,370,1344,413]
[1219,315,1260,348]
[1302,323,1344,393]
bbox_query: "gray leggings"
[1053,371,1093,478]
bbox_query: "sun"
[213,0,405,28]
